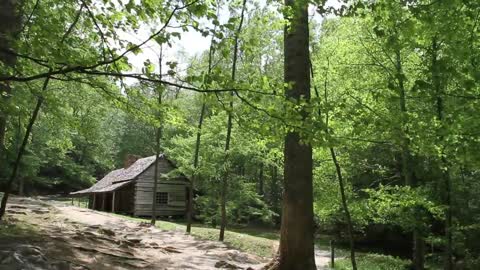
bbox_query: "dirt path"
[0,196,332,270]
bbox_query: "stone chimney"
[123,154,140,169]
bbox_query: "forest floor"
[0,195,333,270]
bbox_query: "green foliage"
[364,185,444,232]
[1,0,479,267]
[334,254,410,270]
[196,180,277,226]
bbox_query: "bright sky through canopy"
[123,0,340,84]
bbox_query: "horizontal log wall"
[133,158,189,217]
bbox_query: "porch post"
[92,194,96,210]
[101,193,106,211]
[112,192,116,213]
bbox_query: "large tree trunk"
[275,0,316,269]
[219,0,247,242]
[0,77,50,220]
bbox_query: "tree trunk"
[0,0,21,181]
[431,38,453,270]
[151,46,163,226]
[394,48,425,270]
[150,124,161,225]
[187,102,206,233]
[219,0,247,242]
[16,116,23,196]
[310,45,357,269]
[219,108,233,241]
[275,0,316,269]
[330,148,357,269]
[18,177,24,196]
[0,84,10,175]
[186,29,216,233]
[269,165,277,206]
[0,77,50,220]
[258,163,264,196]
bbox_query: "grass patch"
[112,214,276,257]
[0,193,38,239]
[189,227,276,258]
[314,235,351,258]
[111,214,182,231]
[55,196,90,208]
[0,216,38,239]
[227,226,279,240]
[333,253,410,270]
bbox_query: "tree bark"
[219,0,247,242]
[275,0,316,269]
[0,76,50,220]
[151,46,163,226]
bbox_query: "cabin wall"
[133,158,189,216]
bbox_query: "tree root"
[260,252,279,270]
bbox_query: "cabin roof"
[71,154,166,195]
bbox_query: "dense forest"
[0,0,479,269]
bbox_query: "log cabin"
[71,154,190,217]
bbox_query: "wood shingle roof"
[71,155,163,195]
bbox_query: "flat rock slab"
[6,210,28,215]
[0,244,84,270]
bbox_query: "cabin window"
[156,192,168,205]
